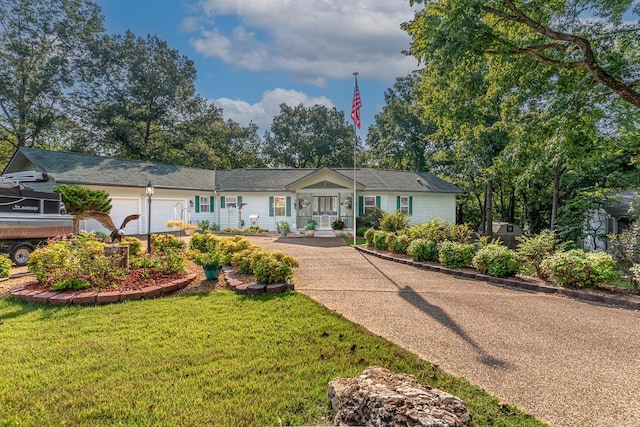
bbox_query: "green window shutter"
[358,196,364,216]
[269,196,274,217]
[286,196,291,217]
[409,196,413,215]
[375,196,381,208]
[220,196,225,209]
[238,196,242,207]
[210,195,214,212]
[396,196,401,211]
[195,195,200,213]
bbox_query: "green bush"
[541,249,618,289]
[121,236,143,257]
[373,231,391,250]
[385,234,410,254]
[152,233,186,252]
[438,241,475,269]
[405,218,473,244]
[356,227,368,237]
[516,230,563,279]
[0,254,12,278]
[252,251,300,285]
[358,206,384,229]
[380,211,410,233]
[231,248,258,274]
[364,228,376,247]
[407,238,439,262]
[473,244,520,278]
[190,231,221,252]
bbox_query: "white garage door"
[149,198,188,233]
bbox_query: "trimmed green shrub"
[0,254,12,278]
[473,244,520,278]
[516,230,563,279]
[121,236,143,257]
[407,238,439,262]
[252,251,300,285]
[231,248,258,274]
[438,241,475,269]
[357,227,368,237]
[358,206,384,229]
[373,231,391,250]
[190,230,221,252]
[364,228,376,247]
[541,249,618,288]
[386,234,411,254]
[380,210,410,233]
[405,218,473,244]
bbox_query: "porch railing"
[297,215,353,230]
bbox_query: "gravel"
[248,235,640,427]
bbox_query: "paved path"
[248,235,640,427]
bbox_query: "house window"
[364,196,377,213]
[225,196,237,208]
[199,196,210,213]
[273,196,286,216]
[399,196,409,214]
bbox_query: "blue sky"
[95,0,420,136]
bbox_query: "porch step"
[314,229,337,238]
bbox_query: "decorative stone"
[247,284,266,295]
[29,291,59,304]
[160,282,179,294]
[266,283,287,294]
[96,291,121,304]
[120,289,144,301]
[234,283,249,294]
[141,285,162,299]
[328,366,472,427]
[73,292,98,305]
[49,293,73,306]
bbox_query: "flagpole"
[352,72,359,247]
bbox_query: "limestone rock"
[328,366,472,427]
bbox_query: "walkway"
[247,235,640,427]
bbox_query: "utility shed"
[492,222,523,249]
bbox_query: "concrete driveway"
[247,235,640,427]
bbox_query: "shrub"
[405,219,473,244]
[152,233,185,253]
[473,244,520,278]
[356,227,368,237]
[541,249,618,288]
[121,236,143,257]
[0,254,12,278]
[216,236,254,264]
[385,234,411,254]
[358,206,384,229]
[407,238,439,262]
[516,230,563,279]
[373,231,391,250]
[380,211,410,233]
[364,228,376,247]
[231,248,258,274]
[607,227,640,269]
[438,241,475,269]
[190,231,221,253]
[252,251,300,285]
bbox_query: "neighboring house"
[2,147,463,235]
[584,190,638,251]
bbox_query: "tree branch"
[482,1,640,108]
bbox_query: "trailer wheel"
[11,244,33,266]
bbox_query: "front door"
[314,196,337,228]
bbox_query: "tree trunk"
[550,165,563,231]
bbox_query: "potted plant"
[332,218,345,237]
[187,249,223,280]
[304,220,316,237]
[278,220,290,236]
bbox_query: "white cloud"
[212,88,334,132]
[187,0,418,85]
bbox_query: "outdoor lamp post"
[146,181,154,253]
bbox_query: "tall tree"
[262,104,357,168]
[89,31,197,161]
[366,73,437,171]
[403,0,640,108]
[0,0,103,152]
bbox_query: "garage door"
[149,198,188,233]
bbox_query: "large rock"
[328,366,472,427]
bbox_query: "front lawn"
[0,292,546,426]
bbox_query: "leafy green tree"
[366,73,437,171]
[262,104,357,168]
[403,0,640,108]
[0,0,104,149]
[89,31,198,162]
[53,184,111,214]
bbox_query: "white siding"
[361,192,457,225]
[217,193,297,231]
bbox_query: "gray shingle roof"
[6,148,462,194]
[10,147,216,191]
[218,167,462,193]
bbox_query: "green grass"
[0,292,546,426]
[343,235,366,246]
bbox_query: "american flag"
[351,78,362,129]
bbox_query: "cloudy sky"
[96,0,420,134]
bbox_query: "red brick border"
[222,267,293,296]
[8,273,197,306]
